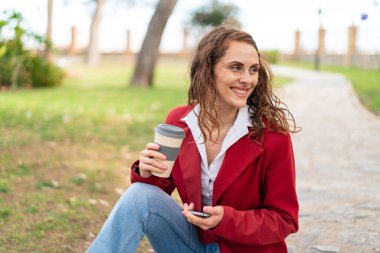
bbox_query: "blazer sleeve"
[129,106,188,195]
[130,160,175,195]
[208,133,299,245]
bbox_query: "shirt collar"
[181,104,252,136]
[181,104,253,169]
[181,104,203,143]
[233,106,253,137]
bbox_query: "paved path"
[272,66,380,253]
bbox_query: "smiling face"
[213,40,260,113]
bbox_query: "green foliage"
[0,208,11,219]
[26,55,65,87]
[16,164,32,176]
[0,10,65,89]
[35,181,58,190]
[261,50,280,64]
[25,206,38,213]
[191,0,239,28]
[0,179,9,193]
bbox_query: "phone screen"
[188,210,211,218]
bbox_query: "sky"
[1,0,380,54]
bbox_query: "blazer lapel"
[212,135,263,205]
[178,127,202,210]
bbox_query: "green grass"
[0,59,188,145]
[0,56,290,252]
[282,60,380,114]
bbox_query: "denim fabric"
[86,183,220,253]
[205,243,220,253]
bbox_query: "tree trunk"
[130,0,177,87]
[86,0,106,65]
[45,0,53,62]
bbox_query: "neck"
[215,105,239,128]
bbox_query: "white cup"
[152,124,185,178]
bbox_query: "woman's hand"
[182,203,224,230]
[138,143,167,178]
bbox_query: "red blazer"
[131,105,299,253]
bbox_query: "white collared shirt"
[182,104,253,206]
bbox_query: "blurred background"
[3,0,380,52]
[0,0,379,252]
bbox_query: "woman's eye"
[230,65,241,71]
[249,67,259,74]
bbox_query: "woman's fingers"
[203,206,223,216]
[182,205,224,230]
[141,143,167,160]
[146,142,160,150]
[139,163,166,174]
[140,149,166,161]
[139,156,167,171]
[182,203,194,212]
[138,143,168,175]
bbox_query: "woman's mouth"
[231,87,248,97]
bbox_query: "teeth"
[231,88,247,95]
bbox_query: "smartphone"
[188,210,211,218]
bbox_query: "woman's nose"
[239,71,253,85]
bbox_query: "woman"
[87,25,299,253]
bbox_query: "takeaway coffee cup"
[152,124,185,178]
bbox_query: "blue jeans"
[86,183,220,253]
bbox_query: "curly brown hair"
[188,26,297,143]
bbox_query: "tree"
[45,0,53,61]
[86,0,106,65]
[63,0,107,65]
[130,0,177,88]
[191,0,239,29]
